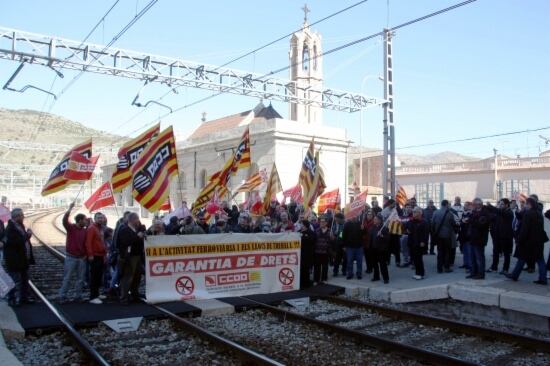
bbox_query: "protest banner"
[145,232,301,302]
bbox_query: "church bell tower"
[289,4,323,125]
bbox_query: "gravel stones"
[194,309,420,366]
[7,332,83,366]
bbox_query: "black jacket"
[342,220,363,248]
[468,208,491,247]
[117,225,145,258]
[3,220,35,272]
[514,208,546,262]
[487,206,514,241]
[369,225,390,252]
[406,219,429,248]
[300,227,316,263]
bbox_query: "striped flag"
[111,123,160,192]
[396,185,408,207]
[345,190,368,220]
[192,129,251,214]
[231,127,251,173]
[131,126,179,212]
[303,150,326,209]
[41,139,92,196]
[234,168,267,193]
[299,140,316,195]
[262,163,282,214]
[63,152,99,181]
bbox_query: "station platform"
[327,245,550,319]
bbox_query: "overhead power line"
[109,0,372,135]
[57,0,159,98]
[127,0,480,138]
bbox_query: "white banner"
[145,232,301,303]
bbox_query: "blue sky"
[1,0,549,159]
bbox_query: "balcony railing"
[396,156,550,175]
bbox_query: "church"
[103,16,350,213]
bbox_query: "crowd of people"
[1,193,549,306]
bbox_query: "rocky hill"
[349,146,478,166]
[0,108,123,166]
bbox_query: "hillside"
[0,108,123,166]
[348,146,479,165]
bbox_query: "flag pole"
[74,182,86,204]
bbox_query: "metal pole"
[359,108,363,189]
[493,148,498,200]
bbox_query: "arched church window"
[200,169,207,188]
[313,45,318,70]
[302,45,310,71]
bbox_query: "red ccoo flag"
[345,190,368,220]
[317,188,340,214]
[85,182,115,212]
[63,152,99,181]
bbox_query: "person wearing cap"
[209,218,229,234]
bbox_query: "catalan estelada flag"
[131,126,179,212]
[63,152,99,181]
[111,123,160,192]
[41,139,92,196]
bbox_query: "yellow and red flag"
[111,123,160,192]
[41,139,92,196]
[396,185,408,207]
[131,126,179,212]
[84,182,115,212]
[303,150,326,209]
[261,163,282,214]
[234,168,267,193]
[317,188,340,214]
[192,128,250,214]
[63,152,99,181]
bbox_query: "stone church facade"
[102,18,350,212]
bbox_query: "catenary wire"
[125,0,480,138]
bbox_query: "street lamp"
[359,75,384,190]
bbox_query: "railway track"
[24,209,283,366]
[22,209,550,366]
[241,296,550,366]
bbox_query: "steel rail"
[320,295,550,354]
[242,296,477,366]
[27,209,111,366]
[36,210,284,366]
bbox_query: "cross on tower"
[302,3,310,23]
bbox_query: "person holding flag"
[58,203,88,303]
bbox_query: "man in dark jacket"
[299,220,315,288]
[331,213,346,277]
[407,207,429,280]
[423,200,437,255]
[118,213,146,304]
[486,199,514,274]
[431,200,456,273]
[506,198,548,284]
[467,198,491,279]
[313,217,331,283]
[4,208,35,306]
[343,216,364,280]
[370,214,390,283]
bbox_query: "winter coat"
[406,218,429,248]
[468,208,491,247]
[369,225,390,252]
[180,224,205,235]
[514,208,547,262]
[342,220,363,248]
[314,227,331,255]
[3,220,35,272]
[300,227,316,264]
[431,208,456,239]
[117,225,145,259]
[361,219,374,249]
[423,206,436,224]
[486,206,514,241]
